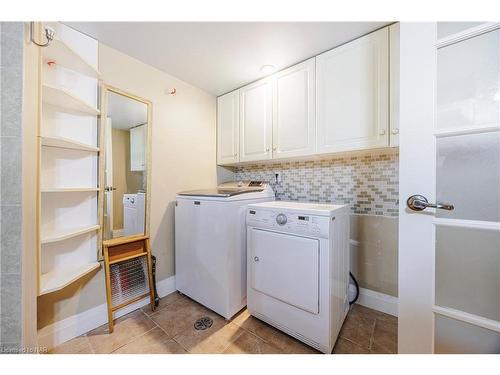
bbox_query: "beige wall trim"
[38,276,175,350]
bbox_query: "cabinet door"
[130,124,146,171]
[389,23,400,147]
[216,90,239,165]
[273,58,316,159]
[316,27,389,153]
[240,78,273,162]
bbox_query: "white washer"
[123,192,145,236]
[246,201,350,353]
[175,181,274,319]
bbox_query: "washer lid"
[177,188,263,198]
[177,180,269,198]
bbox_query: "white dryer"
[246,201,350,353]
[175,181,274,319]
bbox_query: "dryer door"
[249,228,320,314]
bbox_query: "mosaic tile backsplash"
[235,152,399,217]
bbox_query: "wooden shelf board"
[39,262,101,295]
[41,224,100,244]
[109,251,147,265]
[42,84,100,116]
[44,38,100,78]
[41,187,99,193]
[41,135,99,152]
[103,234,149,248]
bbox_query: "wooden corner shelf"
[44,38,100,78]
[36,23,102,302]
[42,84,100,116]
[39,262,101,295]
[41,135,99,152]
[41,224,100,245]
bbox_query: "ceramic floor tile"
[232,309,319,354]
[222,330,282,354]
[332,337,371,354]
[49,335,93,354]
[112,327,187,354]
[141,292,187,316]
[338,305,376,350]
[371,318,398,354]
[174,320,244,354]
[48,301,398,355]
[353,304,397,323]
[86,309,157,354]
[149,296,220,338]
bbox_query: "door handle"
[407,195,454,211]
[104,186,117,192]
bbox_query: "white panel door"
[240,78,273,162]
[249,228,320,314]
[316,27,389,153]
[217,90,239,165]
[273,58,316,159]
[399,23,500,354]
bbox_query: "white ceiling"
[66,22,390,96]
[107,91,148,130]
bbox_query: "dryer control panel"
[246,208,331,238]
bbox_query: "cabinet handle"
[379,129,386,136]
[234,153,237,157]
[391,128,399,135]
[266,148,270,152]
[272,147,277,151]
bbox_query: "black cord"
[151,255,160,307]
[349,272,359,305]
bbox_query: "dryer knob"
[276,213,287,225]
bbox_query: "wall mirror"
[101,87,151,241]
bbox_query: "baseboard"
[37,275,176,350]
[354,286,398,317]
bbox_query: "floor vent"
[194,317,213,330]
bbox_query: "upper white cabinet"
[316,27,389,153]
[217,90,240,164]
[239,78,273,162]
[216,26,397,165]
[273,58,316,159]
[130,124,146,171]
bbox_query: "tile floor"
[49,292,398,354]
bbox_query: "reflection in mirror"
[104,90,149,240]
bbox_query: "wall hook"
[30,22,55,47]
[169,88,177,96]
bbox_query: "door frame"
[104,117,114,239]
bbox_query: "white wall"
[38,42,217,329]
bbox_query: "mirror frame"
[98,85,153,259]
